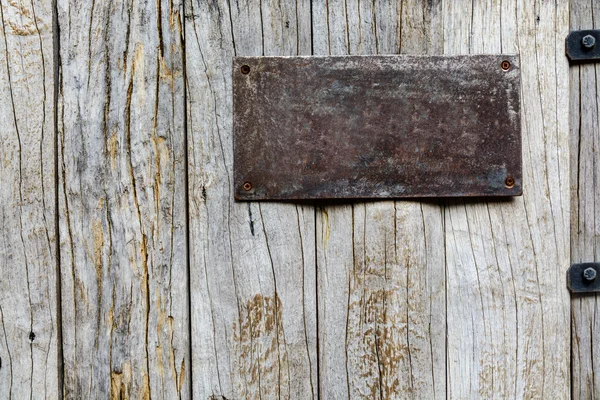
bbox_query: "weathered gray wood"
[57,0,189,397]
[570,0,600,398]
[0,0,58,398]
[0,0,579,397]
[185,0,317,398]
[444,0,570,398]
[314,0,571,398]
[313,1,446,398]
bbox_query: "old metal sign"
[233,55,521,200]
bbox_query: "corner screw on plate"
[241,65,251,74]
[501,60,511,71]
[582,34,596,49]
[505,176,515,188]
[583,267,597,281]
[242,182,252,191]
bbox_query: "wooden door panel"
[0,0,58,398]
[57,0,189,397]
[312,1,446,398]
[185,1,318,398]
[310,0,571,398]
[570,0,600,398]
[444,1,570,398]
[0,0,575,397]
[183,0,572,398]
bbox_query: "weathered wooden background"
[0,0,595,398]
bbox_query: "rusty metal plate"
[233,55,521,200]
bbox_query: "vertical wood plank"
[444,0,571,398]
[185,0,317,398]
[0,0,57,398]
[57,0,189,397]
[313,1,446,398]
[570,0,600,398]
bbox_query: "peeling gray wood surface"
[312,1,447,398]
[0,0,576,398]
[186,0,317,398]
[314,0,571,398]
[570,0,600,398]
[444,0,570,398]
[57,0,189,397]
[0,0,58,398]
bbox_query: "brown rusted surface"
[233,55,522,200]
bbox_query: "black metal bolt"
[241,65,251,74]
[583,267,597,281]
[582,34,596,49]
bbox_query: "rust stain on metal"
[505,176,515,188]
[233,55,522,200]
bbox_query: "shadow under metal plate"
[233,55,521,200]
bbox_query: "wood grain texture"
[314,0,571,398]
[0,0,573,397]
[313,1,446,398]
[57,0,189,397]
[185,0,317,398]
[570,0,600,398]
[0,0,58,398]
[444,0,570,398]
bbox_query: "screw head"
[501,60,511,71]
[241,65,251,74]
[505,176,515,188]
[242,182,252,191]
[582,34,596,49]
[583,267,597,281]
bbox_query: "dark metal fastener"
[241,65,251,74]
[582,34,596,49]
[583,267,597,281]
[566,30,600,62]
[242,182,252,191]
[568,263,600,293]
[501,60,511,71]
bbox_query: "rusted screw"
[582,35,596,49]
[505,176,515,188]
[501,60,511,71]
[583,267,597,281]
[241,65,251,74]
[242,182,252,191]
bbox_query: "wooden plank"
[0,0,58,398]
[57,0,189,397]
[444,0,570,398]
[570,0,600,398]
[313,1,446,398]
[185,0,317,398]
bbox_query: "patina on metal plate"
[233,55,521,200]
